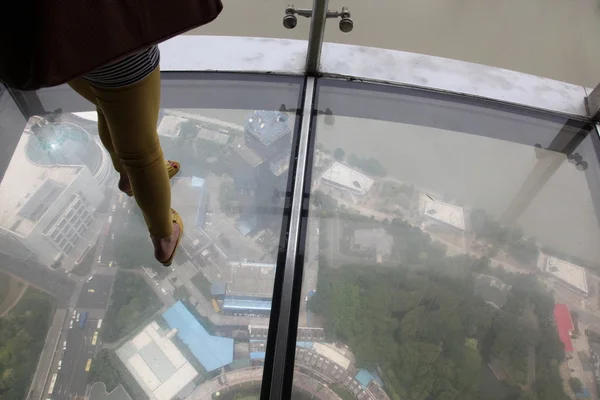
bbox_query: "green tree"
[0,289,53,400]
[88,350,119,391]
[102,271,161,342]
[333,148,345,161]
[568,377,583,393]
[312,256,566,400]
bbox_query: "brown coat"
[0,0,223,90]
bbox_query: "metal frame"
[6,72,600,400]
[587,84,600,122]
[4,9,600,396]
[305,0,329,74]
[261,77,316,399]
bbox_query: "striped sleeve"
[83,46,160,88]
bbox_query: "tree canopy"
[309,215,567,400]
[470,209,539,266]
[0,289,54,400]
[333,148,346,161]
[102,271,161,342]
[347,154,387,176]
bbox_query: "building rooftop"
[0,132,80,236]
[311,343,352,370]
[227,262,276,297]
[197,127,229,145]
[419,195,465,231]
[355,370,375,387]
[231,136,264,167]
[165,109,244,134]
[223,296,272,311]
[157,115,183,138]
[269,153,290,177]
[162,301,234,371]
[245,111,291,146]
[88,383,132,400]
[27,121,102,172]
[211,281,227,297]
[116,321,198,400]
[546,256,588,294]
[321,162,374,196]
[170,177,208,229]
[554,304,574,353]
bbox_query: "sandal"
[121,160,180,197]
[158,209,184,267]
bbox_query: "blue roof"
[296,342,314,349]
[162,302,234,371]
[236,215,258,236]
[355,370,375,387]
[236,221,253,236]
[223,297,272,311]
[250,351,266,360]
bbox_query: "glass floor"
[0,74,599,400]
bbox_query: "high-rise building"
[229,111,292,234]
[0,117,110,267]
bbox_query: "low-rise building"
[321,162,374,197]
[116,321,199,400]
[419,195,465,232]
[554,304,574,354]
[545,256,588,295]
[162,301,234,372]
[157,115,184,138]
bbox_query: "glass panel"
[293,79,599,400]
[321,0,600,86]
[0,75,302,400]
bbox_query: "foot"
[152,221,181,263]
[117,173,131,194]
[117,160,179,196]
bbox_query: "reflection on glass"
[0,91,297,398]
[294,82,600,399]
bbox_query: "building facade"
[0,118,108,267]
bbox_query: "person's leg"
[69,78,181,197]
[67,79,125,175]
[89,67,179,261]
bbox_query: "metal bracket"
[585,84,600,122]
[283,4,353,33]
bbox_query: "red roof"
[554,304,574,353]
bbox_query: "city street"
[52,312,103,400]
[44,191,126,400]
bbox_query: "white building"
[321,162,374,196]
[545,256,588,295]
[157,116,184,138]
[0,120,107,267]
[116,321,199,400]
[419,194,465,231]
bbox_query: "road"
[52,313,101,400]
[45,190,127,400]
[49,273,116,400]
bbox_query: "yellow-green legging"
[68,66,172,239]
